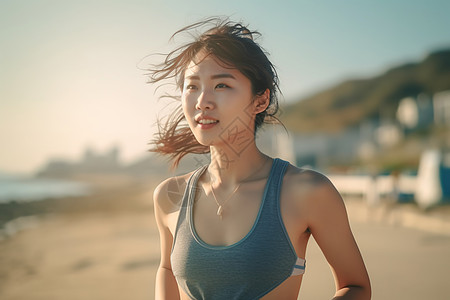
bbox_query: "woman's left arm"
[306,174,371,300]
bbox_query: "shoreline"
[0,176,157,240]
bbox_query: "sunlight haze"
[1,0,449,174]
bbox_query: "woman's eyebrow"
[185,74,236,80]
[211,73,236,80]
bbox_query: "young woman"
[150,18,371,300]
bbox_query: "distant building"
[78,146,121,173]
[36,146,123,178]
[433,91,450,127]
[282,91,449,172]
[290,127,363,171]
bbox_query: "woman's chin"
[193,136,214,147]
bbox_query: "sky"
[1,0,449,174]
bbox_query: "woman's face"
[181,53,258,151]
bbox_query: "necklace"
[209,178,240,220]
[208,157,269,220]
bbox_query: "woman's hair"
[148,17,282,168]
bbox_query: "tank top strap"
[261,158,289,226]
[185,164,208,208]
[272,158,290,184]
[263,158,289,210]
[173,164,208,248]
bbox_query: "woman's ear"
[254,89,270,114]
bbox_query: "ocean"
[0,176,91,203]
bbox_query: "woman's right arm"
[154,179,181,300]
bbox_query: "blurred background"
[1,1,449,299]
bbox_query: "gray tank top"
[171,158,306,300]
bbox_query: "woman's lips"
[197,118,219,129]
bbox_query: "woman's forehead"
[185,54,239,78]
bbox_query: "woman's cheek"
[181,94,192,112]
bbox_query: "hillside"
[281,49,450,133]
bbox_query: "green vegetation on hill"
[281,49,450,133]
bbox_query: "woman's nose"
[195,91,215,110]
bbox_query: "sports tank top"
[170,158,306,300]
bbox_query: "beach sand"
[1,177,450,300]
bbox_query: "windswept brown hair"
[148,17,282,168]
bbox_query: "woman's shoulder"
[284,163,342,205]
[285,164,332,187]
[153,170,197,215]
[283,163,347,227]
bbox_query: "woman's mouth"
[197,118,219,129]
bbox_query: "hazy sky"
[1,0,449,174]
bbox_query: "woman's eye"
[215,83,229,89]
[185,84,197,90]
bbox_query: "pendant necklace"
[208,158,269,220]
[209,178,240,220]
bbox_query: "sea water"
[0,176,91,203]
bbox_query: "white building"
[433,90,450,126]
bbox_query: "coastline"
[0,177,91,204]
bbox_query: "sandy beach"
[1,176,450,300]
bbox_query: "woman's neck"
[208,143,271,188]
